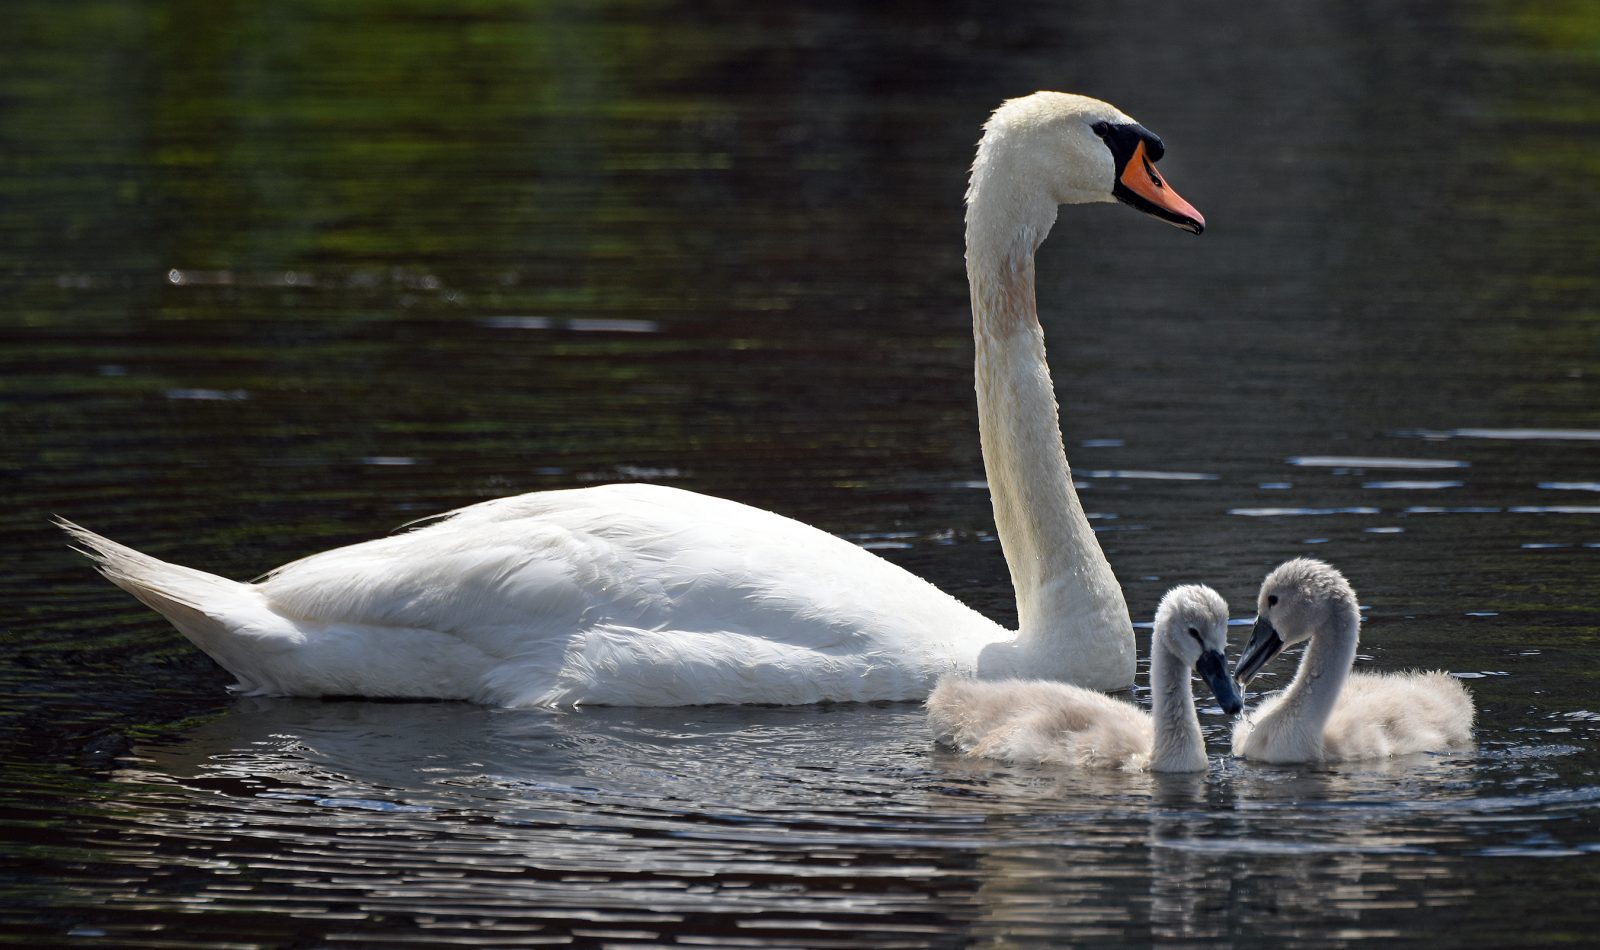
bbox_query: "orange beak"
[1118,140,1205,234]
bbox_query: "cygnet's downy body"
[1232,558,1475,764]
[927,585,1242,772]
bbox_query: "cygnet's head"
[972,91,1205,234]
[1234,558,1361,685]
[1154,584,1243,714]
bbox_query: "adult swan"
[63,92,1205,706]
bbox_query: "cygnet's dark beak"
[1234,616,1286,686]
[1195,648,1243,715]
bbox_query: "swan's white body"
[64,92,1209,706]
[927,585,1240,772]
[65,486,1004,705]
[1231,559,1474,764]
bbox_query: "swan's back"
[265,485,978,632]
[267,484,1014,704]
[928,677,1152,770]
[72,484,1008,706]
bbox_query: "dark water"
[3,0,1599,946]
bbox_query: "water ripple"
[1081,470,1219,481]
[1364,480,1464,490]
[1405,428,1600,442]
[483,316,661,333]
[1290,456,1470,469]
[1229,506,1381,517]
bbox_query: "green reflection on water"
[1508,0,1600,63]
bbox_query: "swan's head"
[1235,558,1361,685]
[1154,584,1242,714]
[971,91,1205,235]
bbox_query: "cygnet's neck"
[964,161,1132,688]
[1147,638,1206,773]
[1256,607,1360,754]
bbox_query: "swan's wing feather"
[264,485,968,640]
[253,485,998,703]
[264,534,595,653]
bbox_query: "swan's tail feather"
[56,518,243,634]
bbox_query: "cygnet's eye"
[1091,121,1111,138]
[1267,595,1279,607]
[1186,626,1202,642]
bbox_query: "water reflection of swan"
[1232,559,1475,764]
[103,698,1505,943]
[106,701,1011,942]
[116,699,941,818]
[928,585,1242,770]
[61,91,1205,706]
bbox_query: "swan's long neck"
[965,163,1132,687]
[1147,638,1205,772]
[1260,609,1359,751]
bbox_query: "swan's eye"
[1186,626,1202,642]
[1091,121,1111,138]
[1267,595,1279,607]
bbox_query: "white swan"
[61,91,1206,707]
[927,585,1243,771]
[1231,558,1475,764]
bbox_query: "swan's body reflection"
[111,700,1000,944]
[119,699,943,821]
[105,698,1496,945]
